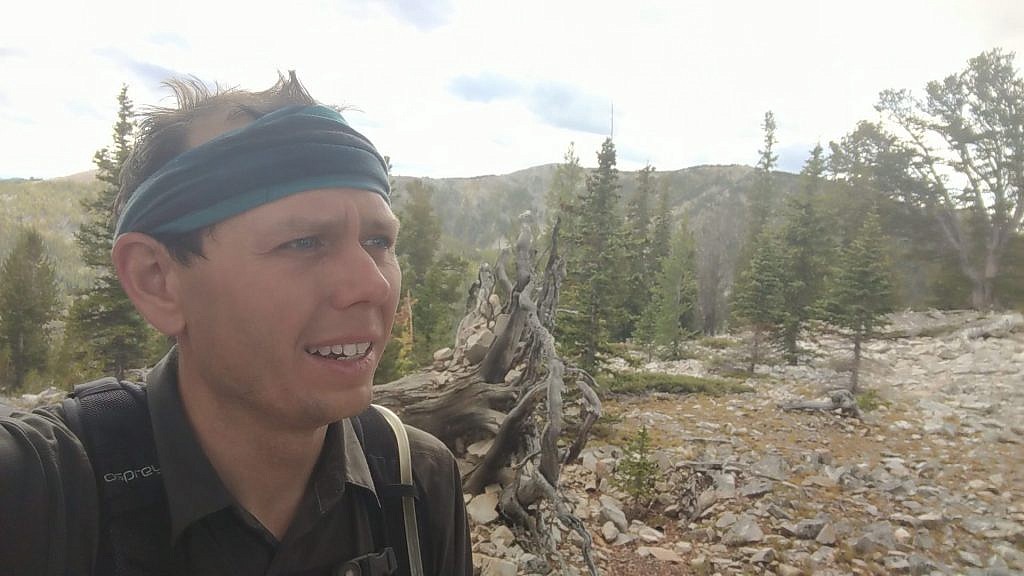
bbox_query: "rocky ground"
[465,311,1024,575]
[6,311,1023,575]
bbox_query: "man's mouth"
[305,342,372,360]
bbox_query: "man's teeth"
[307,342,371,358]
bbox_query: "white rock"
[601,521,619,543]
[637,526,664,543]
[637,546,684,563]
[467,491,500,525]
[490,524,515,548]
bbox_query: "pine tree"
[396,179,442,289]
[559,138,624,371]
[733,111,780,337]
[822,210,894,392]
[393,179,467,367]
[750,111,778,237]
[0,228,60,390]
[775,144,829,364]
[650,218,698,357]
[732,228,786,372]
[64,85,158,380]
[544,142,585,236]
[613,425,658,510]
[648,184,672,276]
[618,164,657,339]
[411,253,469,365]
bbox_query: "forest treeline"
[1,48,1022,392]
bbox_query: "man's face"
[173,188,401,427]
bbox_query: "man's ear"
[111,233,186,337]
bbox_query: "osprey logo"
[103,465,161,484]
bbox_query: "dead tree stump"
[374,215,602,574]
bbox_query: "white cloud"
[1,0,1022,178]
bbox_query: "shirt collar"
[146,347,377,544]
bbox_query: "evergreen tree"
[618,164,657,339]
[559,138,624,371]
[775,144,829,364]
[0,228,60,390]
[822,210,894,392]
[393,179,467,367]
[544,142,585,235]
[64,85,158,380]
[750,111,778,236]
[733,111,780,337]
[648,184,672,276]
[411,253,469,365]
[651,217,698,357]
[396,179,442,289]
[732,228,786,372]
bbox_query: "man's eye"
[362,236,394,250]
[282,237,324,251]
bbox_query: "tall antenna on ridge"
[610,101,615,139]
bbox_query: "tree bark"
[373,216,602,575]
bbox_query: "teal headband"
[114,105,390,237]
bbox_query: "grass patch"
[697,336,738,350]
[855,388,888,412]
[591,411,624,440]
[601,371,753,395]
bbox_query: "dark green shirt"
[0,352,472,575]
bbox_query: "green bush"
[614,425,658,508]
[600,371,753,395]
[855,388,888,412]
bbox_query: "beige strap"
[371,404,424,576]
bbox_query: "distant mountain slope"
[0,176,101,294]
[393,164,800,253]
[0,164,799,296]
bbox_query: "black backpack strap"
[63,378,172,576]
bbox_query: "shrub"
[600,371,754,395]
[614,425,658,509]
[855,388,888,412]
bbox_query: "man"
[0,73,472,575]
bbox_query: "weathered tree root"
[375,215,601,575]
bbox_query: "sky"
[1,0,1022,179]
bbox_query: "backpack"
[61,377,425,576]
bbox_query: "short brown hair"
[116,71,318,263]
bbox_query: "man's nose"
[326,243,394,309]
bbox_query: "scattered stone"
[883,555,911,573]
[781,518,826,540]
[722,514,764,546]
[599,495,629,532]
[776,564,803,576]
[637,546,684,563]
[815,522,837,545]
[637,526,664,543]
[750,547,777,564]
[740,477,773,498]
[476,554,516,576]
[907,554,942,575]
[490,525,515,548]
[600,521,619,543]
[673,541,693,554]
[958,549,983,567]
[467,491,500,525]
